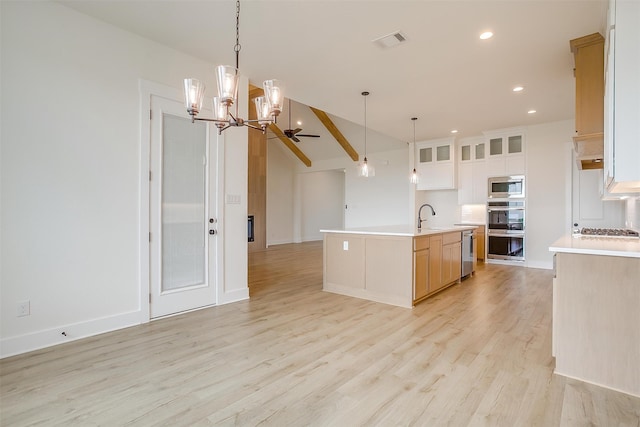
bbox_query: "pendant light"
[359,91,374,177]
[183,0,282,134]
[410,117,419,184]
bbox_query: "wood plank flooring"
[2,241,640,426]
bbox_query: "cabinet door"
[472,234,478,271]
[442,242,462,285]
[416,138,456,190]
[414,249,430,301]
[428,235,443,292]
[476,227,486,261]
[457,162,473,205]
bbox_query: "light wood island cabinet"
[550,236,640,397]
[413,232,462,305]
[322,226,471,308]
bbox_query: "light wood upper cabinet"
[570,32,605,170]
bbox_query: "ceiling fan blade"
[296,134,320,138]
[291,128,303,135]
[291,136,301,143]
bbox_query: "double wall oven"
[487,176,525,262]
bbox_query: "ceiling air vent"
[372,31,407,48]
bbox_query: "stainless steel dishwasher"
[461,229,475,279]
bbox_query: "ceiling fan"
[282,99,320,142]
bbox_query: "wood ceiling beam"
[309,107,359,162]
[268,124,312,167]
[249,84,264,100]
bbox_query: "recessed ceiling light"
[450,129,458,134]
[528,109,536,114]
[513,86,524,92]
[297,120,302,126]
[480,31,493,40]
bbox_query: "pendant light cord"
[234,0,241,70]
[412,117,417,169]
[362,91,369,158]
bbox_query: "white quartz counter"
[549,234,640,258]
[320,224,477,237]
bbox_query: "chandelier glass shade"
[183,1,282,134]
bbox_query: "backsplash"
[625,198,640,231]
[460,204,487,224]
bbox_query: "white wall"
[416,190,461,228]
[0,2,248,357]
[300,170,344,241]
[344,148,412,228]
[525,120,573,269]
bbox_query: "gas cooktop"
[578,228,640,238]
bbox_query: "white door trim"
[138,79,225,322]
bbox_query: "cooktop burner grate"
[579,228,640,238]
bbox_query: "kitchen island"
[549,235,640,397]
[321,225,476,308]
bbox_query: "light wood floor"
[2,241,639,426]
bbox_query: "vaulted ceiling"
[58,0,608,160]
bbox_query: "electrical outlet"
[343,241,349,251]
[17,300,30,317]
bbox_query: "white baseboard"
[0,310,142,359]
[526,260,553,270]
[218,288,249,305]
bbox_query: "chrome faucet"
[417,203,436,230]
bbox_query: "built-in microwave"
[488,175,525,199]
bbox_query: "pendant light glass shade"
[410,168,419,184]
[215,65,239,105]
[263,79,283,116]
[184,78,205,116]
[359,157,370,177]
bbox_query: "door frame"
[138,79,225,322]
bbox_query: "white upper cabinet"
[604,0,640,194]
[457,136,487,204]
[416,137,456,190]
[483,128,526,177]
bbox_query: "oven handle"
[487,230,525,236]
[487,207,525,212]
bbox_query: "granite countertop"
[320,224,477,237]
[549,234,640,258]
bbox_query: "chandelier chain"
[234,0,241,70]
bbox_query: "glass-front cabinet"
[483,128,526,177]
[415,137,456,190]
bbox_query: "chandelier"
[183,0,282,134]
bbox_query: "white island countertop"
[320,224,477,237]
[549,234,640,258]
